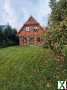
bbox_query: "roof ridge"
[24,16,39,26]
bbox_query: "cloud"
[14,0,51,29]
[3,0,17,28]
[0,0,51,30]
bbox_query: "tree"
[0,27,3,45]
[49,0,67,26]
[49,0,56,10]
[48,0,67,62]
[0,25,19,47]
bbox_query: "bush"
[43,42,49,48]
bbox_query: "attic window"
[26,27,29,31]
[32,29,38,32]
[35,27,38,29]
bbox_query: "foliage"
[48,0,67,61]
[43,32,49,48]
[49,0,56,10]
[48,18,67,52]
[0,25,19,48]
[49,0,67,26]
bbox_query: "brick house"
[18,16,47,46]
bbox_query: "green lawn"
[0,46,67,90]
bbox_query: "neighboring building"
[18,16,47,46]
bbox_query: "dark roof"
[23,16,39,26]
[19,16,45,33]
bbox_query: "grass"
[0,46,67,90]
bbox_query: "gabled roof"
[23,16,39,26]
[18,16,46,33]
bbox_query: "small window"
[29,37,34,44]
[35,27,38,29]
[31,29,38,32]
[26,27,29,31]
[23,37,27,43]
[37,37,40,42]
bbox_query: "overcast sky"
[0,0,51,30]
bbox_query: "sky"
[0,0,51,31]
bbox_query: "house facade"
[18,16,47,46]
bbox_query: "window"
[31,29,38,32]
[26,27,29,31]
[23,37,27,43]
[29,37,34,44]
[37,37,40,42]
[35,27,38,29]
